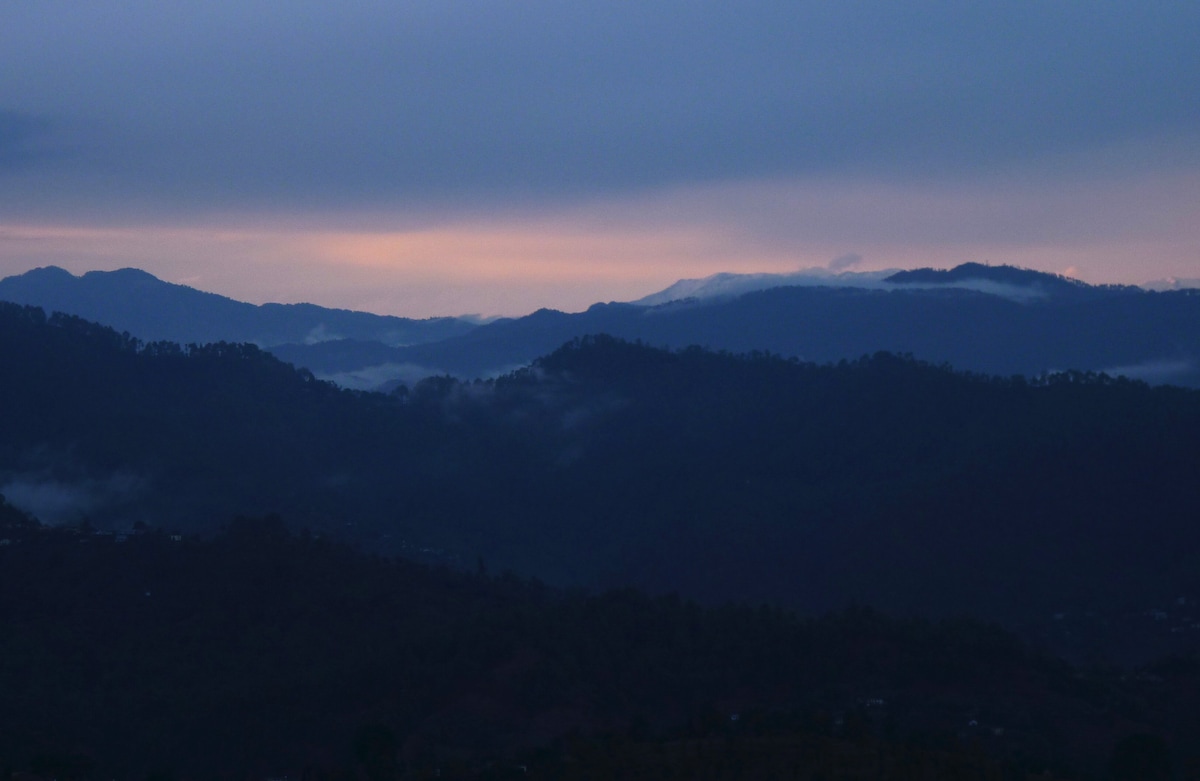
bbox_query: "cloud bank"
[1,2,1197,222]
[1,3,1197,316]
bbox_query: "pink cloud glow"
[2,168,1197,318]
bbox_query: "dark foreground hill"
[2,509,1197,780]
[4,303,1200,663]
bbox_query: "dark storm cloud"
[1,1,1198,219]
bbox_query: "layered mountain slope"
[4,304,1200,664]
[281,264,1200,386]
[0,265,477,347]
[9,263,1200,389]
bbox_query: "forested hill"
[0,511,1193,780]
[4,303,1200,662]
[0,302,419,535]
[479,339,1200,639]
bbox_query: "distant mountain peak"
[81,267,163,283]
[17,265,75,280]
[631,263,1094,309]
[0,264,480,353]
[15,265,175,290]
[884,263,1087,289]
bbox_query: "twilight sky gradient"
[1,1,1198,317]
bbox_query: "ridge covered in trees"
[3,304,1200,662]
[1,510,1193,780]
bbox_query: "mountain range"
[5,302,1200,666]
[277,263,1200,388]
[0,265,478,349]
[4,263,1200,390]
[4,264,1200,776]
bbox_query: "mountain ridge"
[7,262,1200,390]
[5,304,1200,668]
[299,280,1200,386]
[0,265,479,348]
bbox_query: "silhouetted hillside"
[0,302,425,536]
[1,512,1192,779]
[462,337,1200,646]
[4,305,1200,663]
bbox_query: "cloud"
[303,324,341,345]
[634,267,898,306]
[828,253,862,272]
[316,362,447,392]
[2,3,1197,317]
[0,471,145,526]
[1141,277,1200,292]
[0,2,1197,222]
[632,263,1067,306]
[0,110,52,173]
[1100,359,1197,386]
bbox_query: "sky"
[1,1,1198,317]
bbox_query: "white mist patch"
[1141,278,1200,292]
[634,267,900,306]
[304,324,342,344]
[0,471,144,525]
[638,263,1070,308]
[317,362,448,391]
[1100,359,1195,385]
[828,252,863,272]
